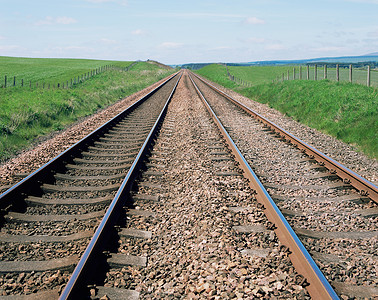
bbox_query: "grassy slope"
[0,60,175,161]
[0,56,133,86]
[228,65,290,86]
[197,64,378,158]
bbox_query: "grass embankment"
[196,64,377,158]
[0,56,133,87]
[0,59,175,162]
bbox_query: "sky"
[0,0,378,65]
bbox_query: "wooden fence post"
[287,70,289,80]
[314,64,317,80]
[21,79,24,87]
[13,76,16,86]
[293,67,296,80]
[336,64,339,82]
[307,65,309,80]
[299,66,302,80]
[349,64,352,83]
[4,75,6,88]
[324,65,327,79]
[367,65,371,87]
[282,73,284,81]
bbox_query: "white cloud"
[344,0,378,3]
[100,38,118,44]
[84,0,127,6]
[0,45,22,51]
[159,42,183,49]
[56,17,77,25]
[244,17,265,25]
[131,29,147,36]
[35,16,77,26]
[207,46,233,52]
[367,29,378,37]
[265,44,285,51]
[312,46,346,52]
[247,37,267,44]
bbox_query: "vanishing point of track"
[0,70,376,299]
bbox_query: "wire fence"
[276,64,378,87]
[0,61,138,89]
[226,66,253,87]
[226,64,378,88]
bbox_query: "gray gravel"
[101,73,311,299]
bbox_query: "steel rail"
[0,72,179,210]
[190,72,378,203]
[188,72,339,300]
[59,71,182,299]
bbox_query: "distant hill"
[175,63,212,70]
[241,54,378,66]
[176,53,378,69]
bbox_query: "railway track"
[0,72,181,299]
[0,70,376,299]
[189,71,377,299]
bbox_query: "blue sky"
[0,0,377,64]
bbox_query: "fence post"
[13,76,16,86]
[287,70,289,80]
[4,75,6,88]
[367,65,371,87]
[336,64,339,82]
[314,64,317,80]
[307,65,309,80]
[293,67,296,80]
[324,65,327,79]
[22,79,24,87]
[349,64,352,83]
[299,66,302,80]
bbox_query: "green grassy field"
[196,64,377,158]
[0,58,175,162]
[0,56,134,87]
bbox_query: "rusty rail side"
[191,72,378,203]
[188,72,339,300]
